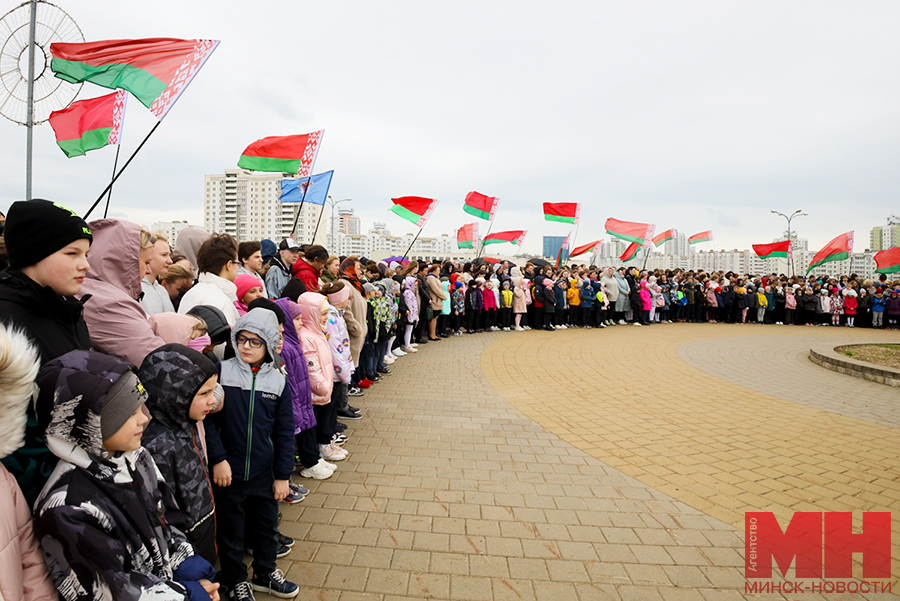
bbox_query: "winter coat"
[340,279,367,369]
[816,295,831,314]
[580,282,594,308]
[746,291,759,309]
[80,219,167,368]
[706,289,718,307]
[452,287,466,314]
[140,277,176,316]
[138,345,218,565]
[830,295,844,315]
[785,292,797,310]
[843,295,857,315]
[857,294,871,312]
[483,286,498,310]
[542,284,557,313]
[323,305,354,386]
[178,272,240,327]
[872,296,886,312]
[264,257,292,300]
[465,287,481,312]
[441,279,451,315]
[500,288,513,309]
[273,299,315,432]
[34,350,214,601]
[0,269,93,505]
[567,282,581,306]
[601,270,619,303]
[886,295,900,315]
[174,227,210,277]
[426,274,447,312]
[512,278,529,313]
[149,313,198,346]
[722,286,736,307]
[626,275,642,312]
[801,293,817,312]
[297,294,335,405]
[614,273,630,312]
[640,286,652,311]
[555,284,567,311]
[403,277,420,322]
[292,258,322,293]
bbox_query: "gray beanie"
[100,371,148,440]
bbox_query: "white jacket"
[178,272,240,326]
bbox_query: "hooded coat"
[33,350,214,601]
[204,309,295,483]
[149,313,199,346]
[614,272,630,312]
[273,298,315,433]
[178,272,240,328]
[291,258,322,293]
[338,261,366,369]
[297,294,335,406]
[79,219,167,368]
[600,269,619,303]
[174,227,210,277]
[138,345,219,564]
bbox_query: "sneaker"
[320,443,349,461]
[357,379,371,389]
[230,580,256,600]
[633,322,642,326]
[299,462,333,479]
[335,422,348,432]
[280,488,305,504]
[411,342,420,347]
[618,320,627,325]
[514,326,524,331]
[332,433,348,445]
[560,324,568,329]
[348,386,364,397]
[251,569,299,599]
[392,348,407,357]
[402,346,418,353]
[383,355,395,364]
[337,408,362,420]
[377,368,392,375]
[278,532,295,547]
[245,544,291,559]
[318,458,338,470]
[289,482,309,496]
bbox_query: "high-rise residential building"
[204,169,325,244]
[543,236,566,259]
[870,224,898,252]
[338,208,361,235]
[151,221,200,246]
[664,232,690,259]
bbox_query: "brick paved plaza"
[264,325,900,600]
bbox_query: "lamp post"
[770,209,807,276]
[327,196,351,252]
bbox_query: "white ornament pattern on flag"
[297,130,324,177]
[417,198,439,228]
[150,39,220,120]
[108,90,127,145]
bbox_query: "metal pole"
[289,176,311,238]
[476,217,494,260]
[311,202,326,244]
[25,0,37,200]
[103,144,122,218]
[402,227,423,261]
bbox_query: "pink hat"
[235,273,263,302]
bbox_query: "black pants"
[295,427,319,469]
[544,311,554,328]
[466,309,479,332]
[499,308,512,328]
[314,386,341,445]
[214,472,279,586]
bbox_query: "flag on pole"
[807,232,854,274]
[389,196,439,228]
[555,232,573,268]
[688,231,713,245]
[463,191,499,221]
[238,130,324,176]
[50,38,219,120]
[48,90,127,158]
[620,242,641,262]
[457,223,479,249]
[652,229,676,247]
[874,246,900,274]
[543,202,580,224]
[280,170,333,205]
[605,218,654,246]
[752,240,792,260]
[569,240,601,257]
[482,230,526,246]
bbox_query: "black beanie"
[4,199,92,269]
[247,297,286,324]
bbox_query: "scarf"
[339,258,364,294]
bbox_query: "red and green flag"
[389,196,439,228]
[874,246,900,274]
[50,38,219,120]
[620,242,641,262]
[457,223,479,249]
[482,230,526,246]
[688,231,713,245]
[543,202,580,224]
[605,218,654,246]
[463,191,499,221]
[752,240,792,260]
[807,231,853,274]
[555,231,572,268]
[48,90,127,158]
[569,240,601,257]
[652,228,676,247]
[238,130,324,176]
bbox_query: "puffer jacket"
[297,294,335,405]
[138,345,219,564]
[33,350,214,601]
[205,309,294,482]
[79,219,167,369]
[291,259,322,294]
[178,272,240,328]
[273,299,315,433]
[324,306,354,386]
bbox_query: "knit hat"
[363,282,376,294]
[234,273,263,302]
[247,297,286,324]
[4,199,93,269]
[100,371,148,440]
[286,300,302,321]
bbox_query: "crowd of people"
[0,199,898,601]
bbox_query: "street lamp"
[770,209,807,276]
[327,196,351,252]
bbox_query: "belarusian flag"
[569,240,601,257]
[50,38,219,120]
[605,218,654,246]
[620,242,641,262]
[463,191,499,221]
[543,202,580,224]
[457,223,478,249]
[652,229,676,247]
[389,196,439,228]
[688,231,713,245]
[874,246,900,274]
[752,240,791,260]
[482,230,526,246]
[555,231,572,268]
[807,231,853,274]
[48,90,127,158]
[238,131,324,177]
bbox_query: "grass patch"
[838,344,900,370]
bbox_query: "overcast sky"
[2,0,899,254]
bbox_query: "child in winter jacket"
[34,350,219,601]
[756,288,768,324]
[0,324,56,601]
[542,279,557,331]
[639,281,652,325]
[886,290,900,330]
[204,308,298,599]
[499,280,514,331]
[139,344,221,566]
[567,280,581,327]
[872,289,886,328]
[322,282,358,427]
[579,279,594,328]
[482,280,498,331]
[843,290,857,327]
[233,274,265,317]
[465,279,483,333]
[830,288,844,326]
[451,281,465,335]
[784,287,797,325]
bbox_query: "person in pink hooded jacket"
[0,324,57,601]
[639,281,652,325]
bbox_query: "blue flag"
[280,170,333,205]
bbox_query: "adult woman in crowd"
[339,257,367,388]
[425,264,448,341]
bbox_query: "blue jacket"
[205,309,295,482]
[580,282,595,308]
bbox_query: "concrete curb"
[809,344,900,388]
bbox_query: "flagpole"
[84,121,162,219]
[102,144,122,219]
[476,215,495,260]
[402,227,424,262]
[289,176,312,238]
[311,203,327,245]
